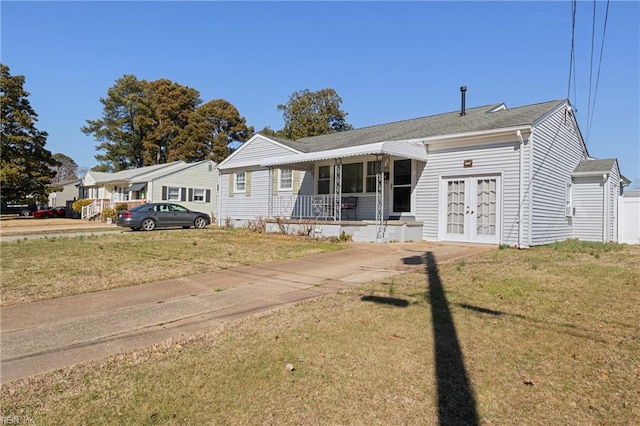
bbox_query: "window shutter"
[162,186,167,200]
[188,188,194,202]
[293,170,300,195]
[205,189,211,203]
[272,169,278,195]
[246,171,252,196]
[228,174,234,197]
[181,187,187,202]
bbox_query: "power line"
[587,0,597,129]
[567,0,577,102]
[586,0,610,144]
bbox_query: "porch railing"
[271,195,338,220]
[81,200,146,220]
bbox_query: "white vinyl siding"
[418,141,520,246]
[529,107,587,246]
[572,177,604,242]
[220,135,300,169]
[220,168,271,223]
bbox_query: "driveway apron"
[1,241,492,383]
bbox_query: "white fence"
[618,193,640,244]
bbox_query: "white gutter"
[421,125,532,145]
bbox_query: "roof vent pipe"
[460,86,467,116]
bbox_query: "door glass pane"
[476,179,496,235]
[393,187,411,212]
[394,159,411,185]
[447,180,465,234]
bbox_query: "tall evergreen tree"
[277,88,352,140]
[0,64,57,202]
[81,75,153,172]
[143,79,201,165]
[171,99,253,163]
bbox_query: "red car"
[33,206,66,219]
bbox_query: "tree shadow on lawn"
[403,252,479,426]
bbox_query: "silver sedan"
[116,203,211,231]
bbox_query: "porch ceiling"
[260,140,427,168]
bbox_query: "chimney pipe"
[460,86,467,116]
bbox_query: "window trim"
[167,186,181,201]
[193,188,206,203]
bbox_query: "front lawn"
[0,228,343,306]
[2,241,638,424]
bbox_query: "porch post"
[334,159,342,221]
[267,167,273,218]
[375,155,385,242]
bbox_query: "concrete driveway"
[1,240,492,383]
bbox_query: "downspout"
[602,173,609,242]
[517,130,525,249]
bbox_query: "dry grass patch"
[0,228,343,306]
[1,241,638,424]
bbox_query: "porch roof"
[260,140,428,167]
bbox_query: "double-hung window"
[235,172,246,193]
[366,161,380,193]
[193,188,205,202]
[317,166,331,194]
[279,169,293,191]
[167,186,181,201]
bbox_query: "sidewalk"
[1,241,492,383]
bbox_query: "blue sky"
[2,1,639,186]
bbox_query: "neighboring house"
[48,178,82,217]
[79,160,218,220]
[217,98,627,246]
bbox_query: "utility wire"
[567,0,577,102]
[587,0,597,129]
[586,0,610,143]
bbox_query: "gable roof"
[283,99,567,153]
[82,160,214,186]
[572,158,619,176]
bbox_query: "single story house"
[217,97,627,246]
[48,178,82,217]
[79,160,218,220]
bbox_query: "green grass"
[2,242,638,424]
[0,228,343,306]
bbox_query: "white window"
[167,187,181,201]
[235,172,246,193]
[193,188,205,202]
[279,169,293,191]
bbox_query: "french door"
[442,175,501,244]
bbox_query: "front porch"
[264,217,423,243]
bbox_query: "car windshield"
[129,204,153,212]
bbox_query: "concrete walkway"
[1,241,492,383]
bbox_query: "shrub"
[115,204,129,212]
[101,208,117,219]
[71,199,94,214]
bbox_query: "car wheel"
[141,219,156,231]
[194,217,207,229]
[20,210,31,216]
